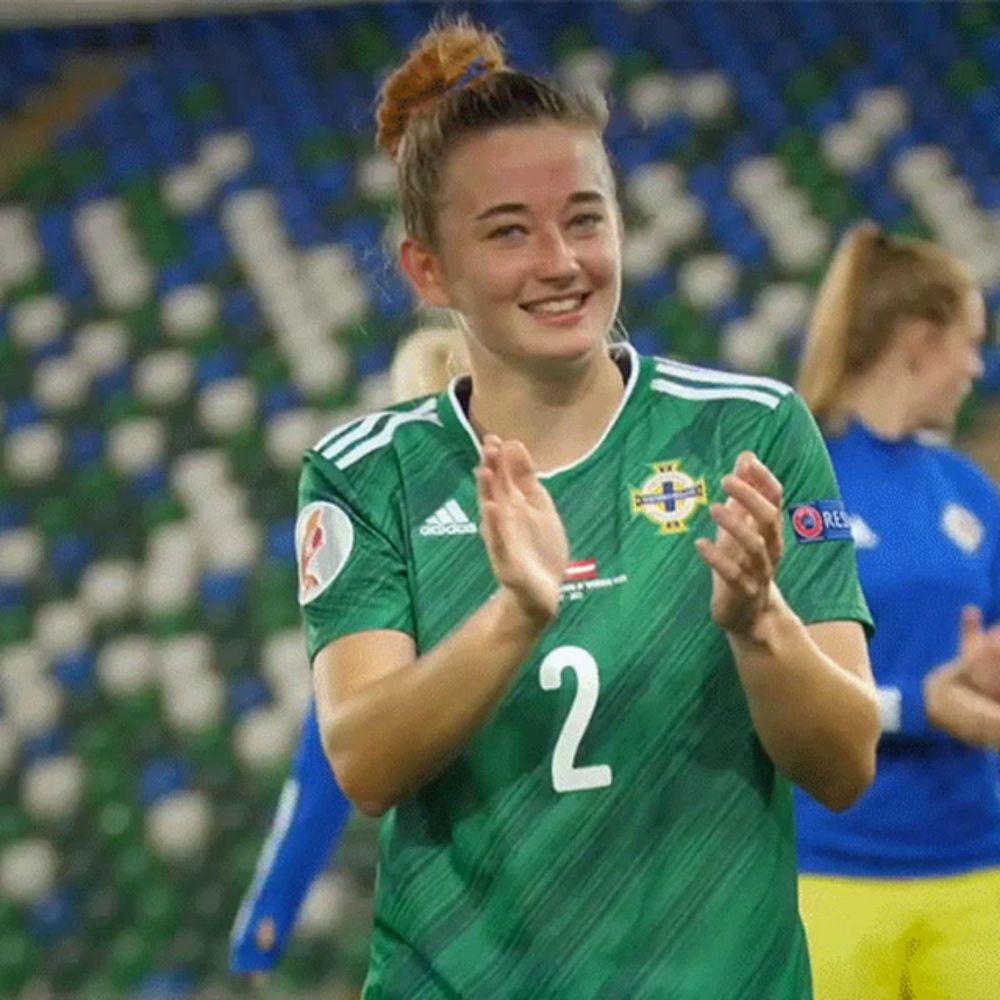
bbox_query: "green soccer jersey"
[296,346,871,1000]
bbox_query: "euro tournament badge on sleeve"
[789,499,853,544]
[296,501,354,604]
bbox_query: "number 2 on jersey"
[539,646,613,793]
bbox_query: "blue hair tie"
[453,56,492,91]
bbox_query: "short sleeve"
[757,393,873,632]
[296,452,415,660]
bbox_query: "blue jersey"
[796,420,1000,877]
[230,700,352,972]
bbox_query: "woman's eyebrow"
[474,190,605,223]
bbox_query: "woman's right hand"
[475,435,569,626]
[925,607,1000,747]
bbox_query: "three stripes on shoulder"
[652,358,792,410]
[314,399,441,470]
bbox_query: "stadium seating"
[0,2,998,995]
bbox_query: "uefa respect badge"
[789,499,852,544]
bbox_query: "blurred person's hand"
[925,610,1000,746]
[957,605,1000,700]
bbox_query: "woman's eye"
[488,223,527,239]
[569,213,603,230]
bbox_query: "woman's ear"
[400,238,453,310]
[898,319,940,375]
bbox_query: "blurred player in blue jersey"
[229,328,468,977]
[796,222,1000,999]
[229,699,351,975]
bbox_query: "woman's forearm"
[321,589,550,816]
[727,587,879,811]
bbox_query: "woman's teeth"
[528,295,585,315]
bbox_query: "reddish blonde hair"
[375,15,609,248]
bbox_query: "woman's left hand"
[695,451,785,637]
[957,605,1000,702]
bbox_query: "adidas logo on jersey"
[419,500,478,537]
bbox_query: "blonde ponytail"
[798,222,883,428]
[390,326,470,402]
[798,222,975,429]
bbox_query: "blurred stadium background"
[0,1,999,997]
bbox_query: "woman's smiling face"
[404,121,622,369]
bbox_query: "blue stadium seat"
[53,650,97,695]
[140,758,192,805]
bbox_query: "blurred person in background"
[301,16,878,998]
[229,328,467,980]
[796,222,1000,999]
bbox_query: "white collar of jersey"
[445,341,640,480]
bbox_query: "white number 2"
[539,646,613,793]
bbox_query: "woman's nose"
[535,228,580,281]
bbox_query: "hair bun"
[376,17,507,158]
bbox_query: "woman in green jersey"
[300,18,879,998]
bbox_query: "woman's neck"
[466,346,626,471]
[841,370,918,440]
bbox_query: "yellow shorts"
[799,867,1000,1000]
